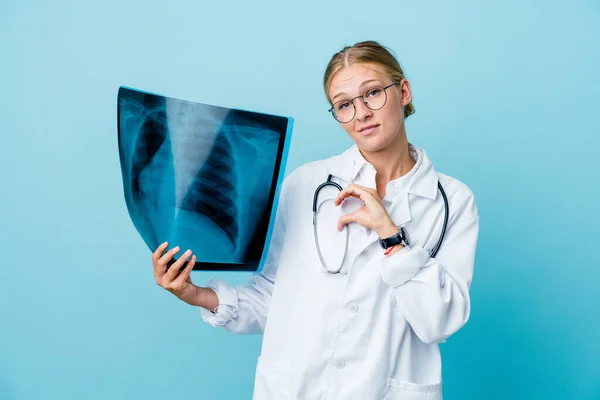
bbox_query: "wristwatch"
[379,226,410,249]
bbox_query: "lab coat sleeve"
[199,174,290,334]
[379,189,479,345]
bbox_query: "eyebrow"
[331,79,381,103]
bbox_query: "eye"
[366,88,381,98]
[337,102,351,110]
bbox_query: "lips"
[358,123,380,136]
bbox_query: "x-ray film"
[117,86,293,272]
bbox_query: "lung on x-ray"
[117,86,293,272]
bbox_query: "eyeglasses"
[328,82,399,123]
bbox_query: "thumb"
[338,210,359,231]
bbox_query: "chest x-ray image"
[117,86,293,272]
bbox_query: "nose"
[353,98,373,122]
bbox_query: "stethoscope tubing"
[312,174,449,274]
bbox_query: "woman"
[152,40,479,400]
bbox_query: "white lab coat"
[201,143,479,400]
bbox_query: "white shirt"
[201,143,480,400]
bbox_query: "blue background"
[1,1,598,399]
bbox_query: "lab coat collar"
[324,142,439,201]
[322,145,363,183]
[404,145,439,200]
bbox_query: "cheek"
[341,122,356,137]
[381,102,404,129]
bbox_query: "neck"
[359,128,415,186]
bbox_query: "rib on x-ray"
[117,86,293,272]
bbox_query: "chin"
[353,134,390,153]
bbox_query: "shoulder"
[286,160,326,183]
[279,162,319,196]
[276,150,349,217]
[436,172,479,221]
[411,144,479,221]
[281,149,348,190]
[275,159,325,210]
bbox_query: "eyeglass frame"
[328,82,400,123]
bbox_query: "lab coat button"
[347,302,358,313]
[334,359,345,369]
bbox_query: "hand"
[333,183,401,241]
[152,242,199,305]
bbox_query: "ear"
[399,79,412,106]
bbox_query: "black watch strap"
[379,227,410,249]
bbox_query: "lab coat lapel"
[386,190,412,227]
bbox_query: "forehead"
[328,63,388,98]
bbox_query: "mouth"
[358,123,380,136]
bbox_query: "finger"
[334,184,369,204]
[153,242,171,279]
[165,249,192,282]
[157,245,181,266]
[337,208,362,231]
[155,246,181,281]
[172,255,196,288]
[333,185,353,205]
[152,241,169,262]
[334,185,379,209]
[353,185,381,207]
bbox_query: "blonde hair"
[323,40,415,119]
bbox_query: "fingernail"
[184,249,191,256]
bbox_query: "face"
[327,63,412,153]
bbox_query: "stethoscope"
[312,174,449,274]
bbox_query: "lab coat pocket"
[384,378,442,400]
[252,356,292,400]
